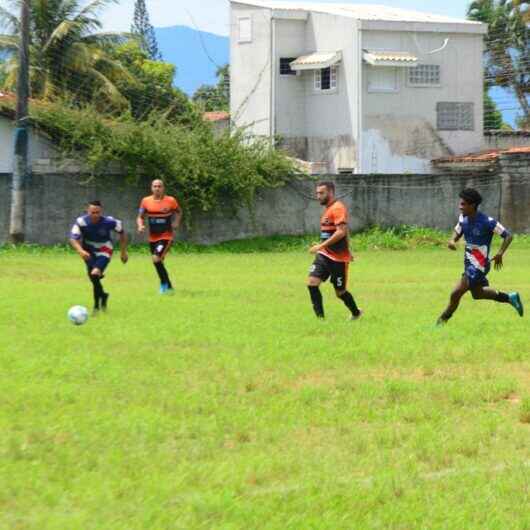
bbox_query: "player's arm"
[448,216,464,250]
[69,223,90,261]
[114,220,128,264]
[448,230,463,250]
[137,202,146,233]
[310,223,347,254]
[492,223,513,270]
[172,206,182,230]
[118,230,129,264]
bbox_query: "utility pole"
[9,0,30,244]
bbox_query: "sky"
[101,0,470,35]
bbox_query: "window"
[409,64,440,86]
[280,58,297,76]
[314,66,338,91]
[238,17,252,43]
[437,102,474,131]
[367,67,398,93]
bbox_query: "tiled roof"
[363,50,418,66]
[231,1,484,26]
[290,51,341,70]
[203,111,230,122]
[433,147,530,164]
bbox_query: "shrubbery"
[27,101,298,216]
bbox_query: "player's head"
[151,179,165,198]
[316,181,335,205]
[459,188,482,215]
[87,200,103,223]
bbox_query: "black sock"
[154,262,172,288]
[495,291,510,303]
[339,291,361,316]
[439,311,453,322]
[89,275,105,308]
[308,286,324,318]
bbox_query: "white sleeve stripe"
[70,224,81,236]
[494,222,506,236]
[114,219,123,233]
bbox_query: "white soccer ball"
[67,305,89,326]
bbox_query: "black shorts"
[309,253,349,289]
[150,239,172,259]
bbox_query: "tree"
[109,41,192,122]
[0,0,130,109]
[131,0,161,61]
[468,0,530,126]
[484,91,505,129]
[192,64,230,111]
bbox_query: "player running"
[307,181,362,320]
[137,179,182,294]
[437,188,523,325]
[69,200,128,313]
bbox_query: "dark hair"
[317,181,335,193]
[88,200,102,207]
[459,188,482,208]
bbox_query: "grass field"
[1,234,529,529]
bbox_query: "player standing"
[307,182,362,320]
[437,188,523,324]
[69,200,128,313]
[137,179,182,293]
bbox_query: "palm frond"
[81,31,130,46]
[0,5,19,33]
[42,20,81,52]
[88,67,128,108]
[0,34,19,51]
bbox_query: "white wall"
[302,12,358,171]
[361,31,484,173]
[0,117,56,173]
[230,2,272,137]
[274,18,306,138]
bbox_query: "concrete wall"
[230,2,272,137]
[1,153,528,245]
[361,31,484,173]
[483,131,530,150]
[300,12,358,173]
[0,118,58,173]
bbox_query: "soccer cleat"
[436,317,447,327]
[159,283,169,294]
[509,292,524,317]
[101,293,109,311]
[166,287,175,296]
[350,309,363,321]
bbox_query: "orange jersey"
[318,200,352,263]
[139,195,180,242]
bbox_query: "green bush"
[28,101,298,218]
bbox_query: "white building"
[0,93,56,173]
[230,0,487,174]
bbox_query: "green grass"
[1,239,529,529]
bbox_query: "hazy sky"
[101,0,470,36]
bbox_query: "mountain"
[155,25,229,96]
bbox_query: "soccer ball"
[67,305,89,326]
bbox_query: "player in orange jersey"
[307,182,362,320]
[137,179,182,293]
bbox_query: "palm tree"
[0,0,130,109]
[468,0,530,124]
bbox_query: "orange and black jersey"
[139,195,180,243]
[319,200,352,263]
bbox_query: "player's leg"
[332,263,362,320]
[89,256,110,311]
[307,255,328,318]
[437,276,469,324]
[470,285,524,316]
[151,240,172,293]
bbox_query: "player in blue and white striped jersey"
[69,200,128,313]
[437,188,523,325]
